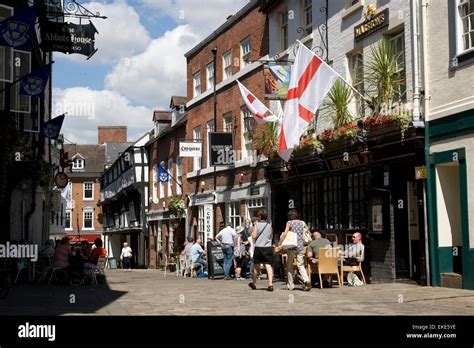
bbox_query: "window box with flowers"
[364,113,410,140]
[293,134,323,156]
[319,123,359,145]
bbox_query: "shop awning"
[65,233,103,244]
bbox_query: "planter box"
[321,138,356,154]
[367,122,401,138]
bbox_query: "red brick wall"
[98,126,127,144]
[69,178,103,231]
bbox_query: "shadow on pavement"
[0,276,128,315]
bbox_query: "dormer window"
[72,158,84,170]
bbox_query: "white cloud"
[139,0,250,37]
[104,25,199,106]
[53,87,153,144]
[55,0,151,65]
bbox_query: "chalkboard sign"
[108,257,117,269]
[207,240,224,279]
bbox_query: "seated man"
[306,231,331,286]
[189,239,206,274]
[344,232,365,266]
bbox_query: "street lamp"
[211,47,218,238]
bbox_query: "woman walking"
[248,209,274,291]
[120,242,133,271]
[278,209,311,291]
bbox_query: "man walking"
[215,221,236,280]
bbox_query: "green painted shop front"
[427,111,474,290]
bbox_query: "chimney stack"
[98,126,127,144]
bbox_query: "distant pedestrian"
[215,221,236,280]
[248,209,274,291]
[121,242,133,271]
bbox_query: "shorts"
[253,247,274,265]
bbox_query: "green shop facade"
[427,110,474,290]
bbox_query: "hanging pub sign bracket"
[44,0,107,20]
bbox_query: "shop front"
[267,126,427,284]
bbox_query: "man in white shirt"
[215,221,236,280]
[190,239,206,273]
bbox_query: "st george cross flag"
[277,42,338,162]
[158,165,169,183]
[0,5,37,50]
[19,63,52,98]
[237,80,279,124]
[42,114,65,140]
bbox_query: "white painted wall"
[436,164,462,247]
[427,0,474,120]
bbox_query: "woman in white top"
[120,242,133,271]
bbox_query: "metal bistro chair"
[90,255,107,285]
[48,261,70,285]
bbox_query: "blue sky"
[55,0,249,143]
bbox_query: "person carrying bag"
[278,209,311,291]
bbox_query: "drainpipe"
[411,0,422,127]
[420,0,431,286]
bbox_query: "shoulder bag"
[281,222,298,250]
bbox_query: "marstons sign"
[354,6,389,41]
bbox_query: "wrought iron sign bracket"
[46,0,107,20]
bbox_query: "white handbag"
[281,230,297,250]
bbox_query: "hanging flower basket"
[168,196,186,218]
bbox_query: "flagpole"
[296,40,371,106]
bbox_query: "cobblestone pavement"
[1,269,474,315]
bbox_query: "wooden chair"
[317,248,341,289]
[340,249,366,285]
[325,233,339,247]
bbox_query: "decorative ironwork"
[46,0,107,20]
[269,0,329,64]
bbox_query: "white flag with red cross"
[277,42,338,162]
[237,80,280,124]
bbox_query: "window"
[350,51,365,116]
[241,107,255,158]
[222,50,232,79]
[388,33,407,103]
[240,38,251,68]
[83,182,93,200]
[246,198,267,220]
[198,206,205,243]
[324,176,342,229]
[206,63,214,90]
[193,72,201,97]
[65,210,72,230]
[193,126,202,171]
[302,0,313,36]
[0,6,13,85]
[223,112,233,133]
[83,210,94,229]
[457,0,474,53]
[348,173,366,229]
[280,11,289,51]
[72,158,84,170]
[227,202,242,228]
[152,165,158,201]
[206,120,215,167]
[167,158,173,197]
[11,50,31,113]
[176,157,182,195]
[302,179,318,230]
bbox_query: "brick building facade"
[146,97,187,267]
[184,0,271,245]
